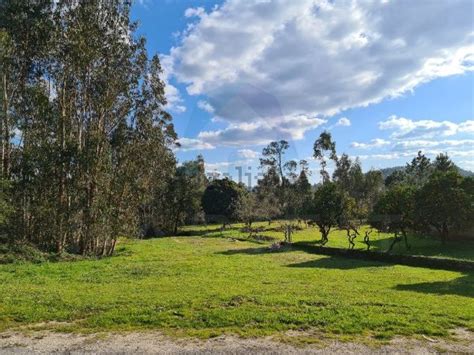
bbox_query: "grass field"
[181,222,474,262]
[0,223,473,342]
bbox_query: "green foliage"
[260,140,289,184]
[293,168,313,217]
[0,179,12,229]
[433,153,456,173]
[0,1,177,255]
[373,153,473,246]
[369,184,416,251]
[202,178,245,225]
[405,151,433,185]
[313,131,337,182]
[415,171,474,243]
[311,182,347,245]
[369,185,416,234]
[384,169,407,188]
[165,156,207,234]
[332,154,384,221]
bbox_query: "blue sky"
[132,0,474,184]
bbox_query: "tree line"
[0,1,183,255]
[195,138,473,249]
[1,1,472,257]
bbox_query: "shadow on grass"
[394,273,474,298]
[176,227,229,237]
[287,256,389,270]
[368,235,474,261]
[217,245,292,255]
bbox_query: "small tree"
[202,178,244,228]
[310,182,346,245]
[294,166,312,221]
[433,153,456,173]
[234,192,280,238]
[405,151,432,185]
[385,170,407,188]
[234,192,258,230]
[415,171,473,244]
[313,131,337,183]
[337,195,360,249]
[369,185,415,252]
[260,140,290,186]
[165,157,207,234]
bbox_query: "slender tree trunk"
[319,226,330,245]
[2,73,10,179]
[388,232,401,252]
[173,214,179,235]
[363,231,371,251]
[401,229,410,251]
[55,86,68,254]
[441,223,449,245]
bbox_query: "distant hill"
[379,165,474,179]
[457,166,474,177]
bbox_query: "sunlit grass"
[180,221,474,261]
[0,224,472,340]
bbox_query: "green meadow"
[0,223,472,342]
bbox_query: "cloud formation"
[392,139,474,150]
[360,149,474,161]
[198,116,326,146]
[169,0,473,140]
[351,138,390,149]
[379,115,474,139]
[177,137,215,151]
[237,149,259,159]
[160,55,186,113]
[336,117,351,127]
[197,100,215,113]
[355,116,474,164]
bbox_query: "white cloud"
[359,153,401,161]
[160,55,186,113]
[177,137,215,151]
[359,149,474,161]
[169,0,474,138]
[379,115,474,139]
[184,7,205,18]
[198,116,326,146]
[197,100,215,113]
[237,149,259,159]
[392,139,474,150]
[336,117,351,127]
[459,120,474,133]
[353,128,473,164]
[205,159,252,171]
[351,138,390,149]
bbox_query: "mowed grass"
[0,226,473,341]
[181,221,474,262]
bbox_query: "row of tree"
[0,1,180,255]
[189,138,473,249]
[1,1,472,257]
[370,152,473,248]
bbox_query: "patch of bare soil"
[0,328,472,354]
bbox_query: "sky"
[132,0,474,184]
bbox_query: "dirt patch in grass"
[0,328,472,354]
